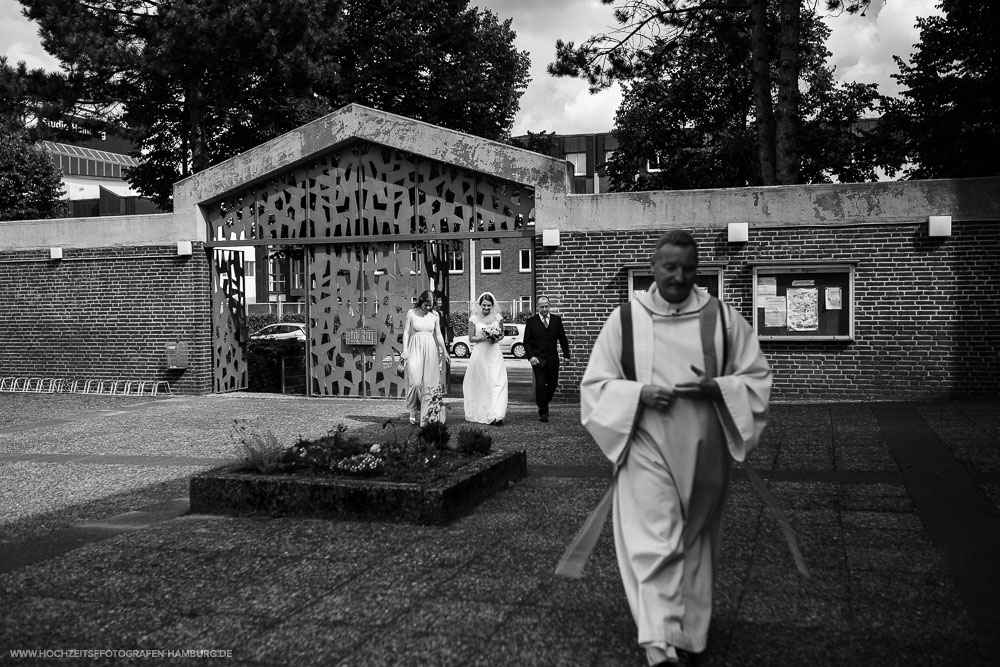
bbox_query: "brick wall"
[447,237,535,315]
[0,244,213,395]
[536,222,1000,402]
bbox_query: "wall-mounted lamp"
[49,247,63,260]
[176,240,193,256]
[542,229,561,247]
[928,215,952,237]
[727,222,749,243]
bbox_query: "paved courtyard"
[1,391,998,666]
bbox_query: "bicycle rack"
[1,377,171,396]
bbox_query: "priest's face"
[652,243,698,304]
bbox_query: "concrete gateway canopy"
[173,103,572,246]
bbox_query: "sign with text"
[344,327,377,346]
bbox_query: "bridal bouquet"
[481,322,504,344]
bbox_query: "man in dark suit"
[522,296,571,422]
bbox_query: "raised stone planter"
[189,449,527,525]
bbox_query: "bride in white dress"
[463,292,508,425]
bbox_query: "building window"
[566,152,587,176]
[519,248,532,272]
[646,151,669,173]
[629,266,722,301]
[481,250,501,273]
[410,247,421,275]
[600,150,616,173]
[448,250,464,274]
[517,296,533,316]
[268,257,286,293]
[245,261,255,278]
[290,256,304,290]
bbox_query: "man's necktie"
[543,317,549,328]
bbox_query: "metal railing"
[449,300,532,317]
[247,302,307,318]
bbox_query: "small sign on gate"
[344,327,377,346]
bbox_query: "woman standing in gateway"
[462,292,508,425]
[400,289,450,425]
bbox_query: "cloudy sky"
[2,0,942,135]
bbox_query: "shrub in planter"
[231,418,469,484]
[230,419,286,473]
[456,427,493,456]
[418,421,451,451]
[289,423,367,469]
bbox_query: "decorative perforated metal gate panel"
[205,143,534,242]
[206,139,533,397]
[308,243,421,397]
[212,249,247,392]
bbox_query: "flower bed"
[189,408,526,524]
[188,449,527,525]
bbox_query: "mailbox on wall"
[166,341,189,369]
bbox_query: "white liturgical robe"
[579,285,772,656]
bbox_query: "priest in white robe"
[580,230,771,666]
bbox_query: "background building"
[36,116,160,218]
[512,131,619,194]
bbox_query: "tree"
[18,0,530,209]
[0,118,67,221]
[603,5,883,191]
[0,56,77,139]
[883,1,1000,178]
[18,0,346,209]
[507,130,557,154]
[549,0,872,186]
[0,57,69,220]
[332,0,530,143]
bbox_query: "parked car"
[450,323,525,358]
[250,322,306,341]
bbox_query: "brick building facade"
[0,240,213,395]
[536,219,1000,401]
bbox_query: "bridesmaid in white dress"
[401,289,450,425]
[463,292,509,425]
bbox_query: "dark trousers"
[532,361,560,415]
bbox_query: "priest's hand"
[640,384,675,411]
[674,365,722,400]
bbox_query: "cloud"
[477,0,622,133]
[0,4,61,71]
[823,0,942,96]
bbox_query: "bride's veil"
[471,291,498,321]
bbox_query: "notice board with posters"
[752,264,854,340]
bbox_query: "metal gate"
[307,243,419,397]
[206,140,534,397]
[211,249,247,393]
